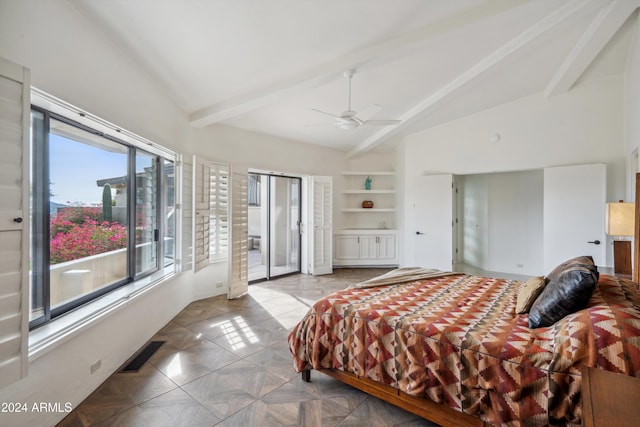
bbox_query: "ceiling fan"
[310,70,401,130]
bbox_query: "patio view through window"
[30,108,175,328]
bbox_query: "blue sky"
[49,134,127,206]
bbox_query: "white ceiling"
[70,0,639,156]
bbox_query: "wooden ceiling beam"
[544,0,640,98]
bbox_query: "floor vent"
[120,341,165,373]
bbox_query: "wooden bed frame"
[301,368,487,426]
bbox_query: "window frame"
[29,96,178,330]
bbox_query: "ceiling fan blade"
[354,104,382,122]
[310,108,341,119]
[363,119,401,126]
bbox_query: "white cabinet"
[334,229,398,266]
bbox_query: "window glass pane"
[48,119,128,308]
[269,176,300,277]
[163,159,175,267]
[30,110,45,322]
[135,152,158,275]
[248,173,266,281]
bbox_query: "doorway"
[248,173,301,282]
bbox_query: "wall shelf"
[342,171,395,176]
[342,208,396,212]
[341,170,396,230]
[342,190,395,194]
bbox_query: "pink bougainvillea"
[50,207,127,264]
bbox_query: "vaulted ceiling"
[71,0,639,156]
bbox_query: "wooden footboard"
[302,369,487,427]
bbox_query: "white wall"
[459,171,544,276]
[625,14,640,190]
[458,174,489,268]
[399,74,626,273]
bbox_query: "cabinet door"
[334,234,360,261]
[359,235,377,260]
[376,235,397,261]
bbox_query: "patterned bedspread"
[287,273,640,426]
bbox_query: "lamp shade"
[606,202,635,236]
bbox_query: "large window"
[30,107,176,328]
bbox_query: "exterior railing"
[50,248,127,307]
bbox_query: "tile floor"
[57,266,525,427]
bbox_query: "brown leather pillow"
[516,276,546,314]
[528,256,599,328]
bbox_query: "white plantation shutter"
[181,157,193,272]
[193,156,229,273]
[309,176,333,275]
[228,165,248,299]
[0,58,30,388]
[210,166,229,262]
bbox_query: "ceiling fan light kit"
[339,121,359,130]
[310,69,401,130]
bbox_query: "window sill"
[28,266,176,362]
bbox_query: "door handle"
[587,240,601,245]
[416,231,424,235]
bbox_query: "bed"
[287,262,640,426]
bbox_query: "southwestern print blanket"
[288,273,640,426]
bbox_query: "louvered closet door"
[228,165,248,299]
[309,176,333,275]
[0,58,30,388]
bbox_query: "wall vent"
[120,341,165,373]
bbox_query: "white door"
[0,58,30,388]
[409,174,454,271]
[309,176,332,275]
[228,165,248,299]
[543,164,606,271]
